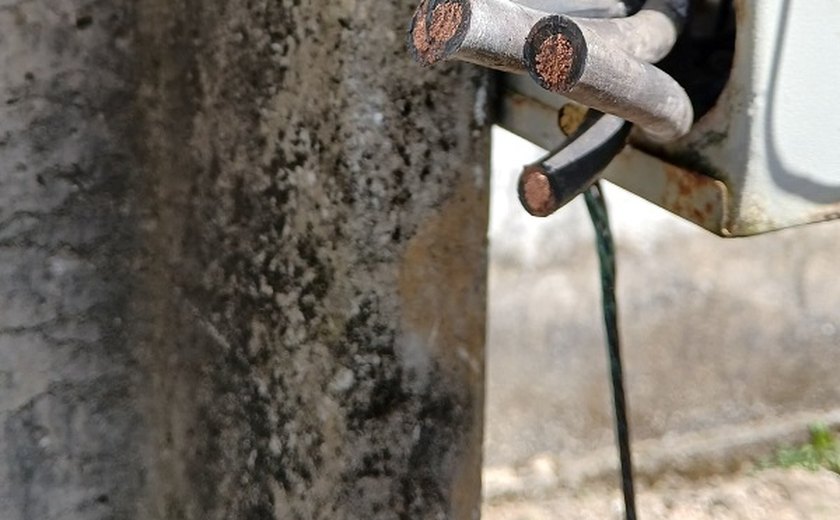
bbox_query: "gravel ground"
[483,468,840,520]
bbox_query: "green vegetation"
[762,423,840,474]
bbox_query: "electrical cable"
[583,182,637,520]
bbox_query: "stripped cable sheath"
[523,13,693,141]
[409,0,693,140]
[409,0,686,72]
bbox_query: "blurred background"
[483,126,840,486]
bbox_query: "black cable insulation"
[584,182,637,520]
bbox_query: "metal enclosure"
[498,1,840,236]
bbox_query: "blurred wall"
[485,127,840,468]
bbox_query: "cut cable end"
[518,166,561,218]
[524,15,587,93]
[408,0,469,66]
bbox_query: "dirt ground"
[483,468,840,520]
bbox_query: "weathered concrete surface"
[0,1,490,519]
[486,128,840,470]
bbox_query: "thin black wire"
[583,182,637,520]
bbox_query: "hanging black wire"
[583,182,637,520]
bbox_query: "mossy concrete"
[0,1,490,519]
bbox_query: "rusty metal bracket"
[498,73,731,233]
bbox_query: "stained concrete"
[0,1,490,519]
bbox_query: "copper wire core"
[411,1,463,63]
[412,4,431,56]
[535,34,575,90]
[429,3,462,43]
[521,169,558,217]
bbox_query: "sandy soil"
[484,468,840,520]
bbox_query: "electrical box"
[498,1,840,236]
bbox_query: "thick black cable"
[583,182,637,520]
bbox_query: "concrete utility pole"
[0,1,490,519]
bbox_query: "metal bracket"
[498,73,731,234]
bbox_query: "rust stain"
[398,176,487,389]
[732,0,749,25]
[558,102,587,136]
[659,164,729,233]
[806,205,840,225]
[508,94,528,108]
[398,176,487,520]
